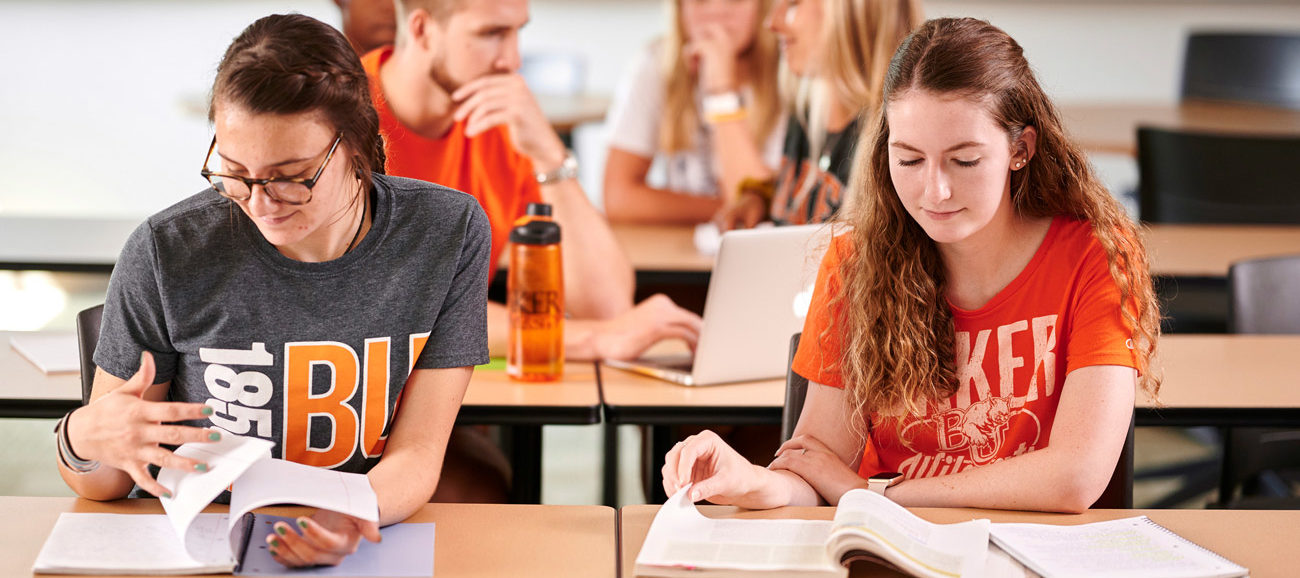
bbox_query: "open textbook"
[33,433,380,575]
[636,486,1249,578]
[635,486,1000,578]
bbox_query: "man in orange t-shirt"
[366,0,703,361]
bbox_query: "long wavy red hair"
[829,17,1161,430]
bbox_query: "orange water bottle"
[507,203,564,381]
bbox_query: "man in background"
[365,0,703,361]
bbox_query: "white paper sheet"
[10,332,79,374]
[990,516,1248,578]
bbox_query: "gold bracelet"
[737,177,776,203]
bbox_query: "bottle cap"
[509,219,561,245]
[526,203,553,218]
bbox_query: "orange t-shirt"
[791,217,1137,481]
[362,47,542,280]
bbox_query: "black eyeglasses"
[199,134,342,205]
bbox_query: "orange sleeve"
[791,235,851,388]
[1065,238,1139,374]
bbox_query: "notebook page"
[636,485,842,574]
[989,516,1248,578]
[32,513,233,575]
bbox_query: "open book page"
[636,486,845,576]
[989,516,1248,578]
[829,489,990,578]
[229,456,379,522]
[32,513,234,575]
[158,433,275,564]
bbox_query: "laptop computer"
[605,223,835,386]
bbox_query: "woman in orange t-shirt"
[662,17,1161,514]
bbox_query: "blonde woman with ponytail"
[664,18,1161,514]
[717,0,922,229]
[603,0,784,225]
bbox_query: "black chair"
[1217,255,1300,508]
[782,333,1133,509]
[1136,127,1300,225]
[75,304,103,405]
[1181,32,1300,110]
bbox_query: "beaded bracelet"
[54,412,100,473]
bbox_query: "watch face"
[871,472,904,484]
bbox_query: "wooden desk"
[611,222,1300,280]
[0,331,81,418]
[538,93,611,136]
[1141,334,1300,428]
[1061,101,1300,156]
[1144,224,1300,278]
[599,362,785,507]
[1,496,616,578]
[0,334,601,504]
[600,335,1300,505]
[620,504,1293,578]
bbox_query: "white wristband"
[702,92,743,117]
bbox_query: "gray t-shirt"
[96,174,489,483]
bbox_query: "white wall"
[0,0,1297,218]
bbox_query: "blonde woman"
[718,0,923,229]
[603,0,784,225]
[664,18,1162,514]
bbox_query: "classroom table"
[611,222,1300,281]
[0,331,81,418]
[600,334,1300,505]
[538,93,611,136]
[611,222,1300,330]
[1060,100,1300,156]
[0,331,601,503]
[1,496,616,578]
[619,504,1294,578]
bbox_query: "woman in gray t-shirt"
[54,14,489,568]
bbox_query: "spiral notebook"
[989,516,1247,578]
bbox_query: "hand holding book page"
[635,485,1002,578]
[33,432,379,574]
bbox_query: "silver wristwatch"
[535,150,579,185]
[867,472,904,495]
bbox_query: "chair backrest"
[1220,255,1300,506]
[1228,255,1300,334]
[1181,32,1300,109]
[782,331,1133,508]
[782,333,808,442]
[1136,127,1300,224]
[75,304,103,405]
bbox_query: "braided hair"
[209,14,386,194]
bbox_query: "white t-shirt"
[604,41,786,197]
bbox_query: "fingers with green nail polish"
[207,431,222,441]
